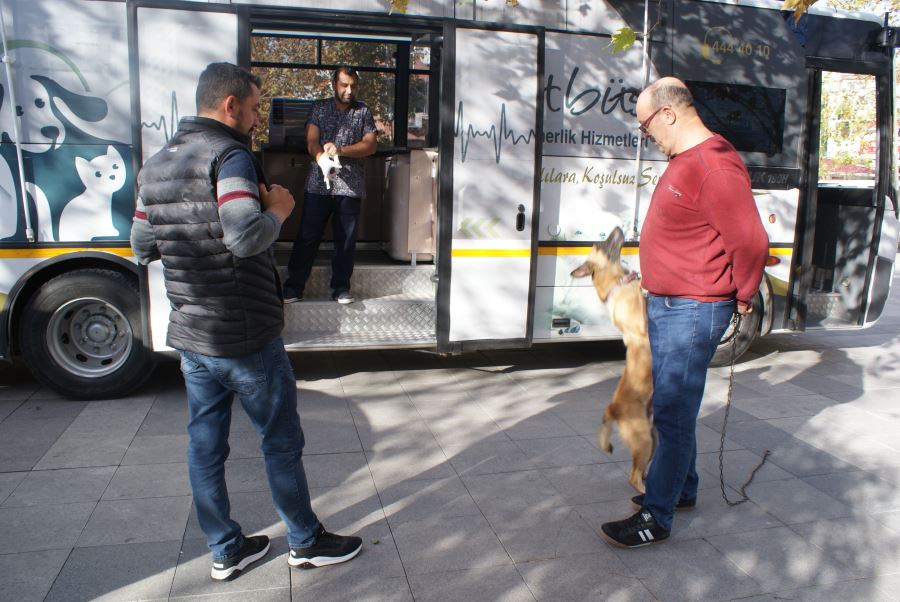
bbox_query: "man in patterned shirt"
[283,66,377,304]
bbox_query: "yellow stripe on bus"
[539,246,789,256]
[538,246,639,256]
[451,249,531,257]
[0,247,134,259]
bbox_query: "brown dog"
[571,227,654,492]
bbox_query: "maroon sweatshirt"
[639,135,769,305]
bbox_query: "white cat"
[58,145,125,241]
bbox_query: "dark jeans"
[180,338,320,559]
[643,295,734,531]
[285,192,361,295]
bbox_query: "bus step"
[282,297,436,348]
[279,264,435,300]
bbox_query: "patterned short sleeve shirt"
[304,98,377,198]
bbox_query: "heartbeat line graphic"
[455,101,535,163]
[141,91,179,143]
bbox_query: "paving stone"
[0,399,23,422]
[0,502,94,552]
[380,476,482,526]
[304,451,369,488]
[540,463,636,506]
[0,416,79,472]
[516,554,651,601]
[102,463,191,500]
[391,514,512,575]
[744,478,851,525]
[802,470,900,514]
[2,466,115,507]
[0,549,69,602]
[707,526,856,591]
[515,435,608,468]
[486,505,611,563]
[789,515,900,578]
[121,434,189,465]
[612,537,764,601]
[0,471,27,505]
[45,540,180,602]
[77,496,192,547]
[737,578,898,601]
[462,470,566,520]
[407,565,534,602]
[444,440,542,476]
[364,447,455,489]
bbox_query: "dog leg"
[621,418,654,493]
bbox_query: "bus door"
[436,24,544,351]
[790,63,898,330]
[130,2,238,350]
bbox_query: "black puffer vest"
[138,117,283,357]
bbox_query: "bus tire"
[17,268,155,400]
[708,293,762,368]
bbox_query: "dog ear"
[30,75,108,122]
[570,261,593,278]
[603,227,625,263]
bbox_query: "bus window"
[408,44,431,148]
[250,32,399,149]
[818,72,877,185]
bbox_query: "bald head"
[639,77,694,114]
[636,77,712,157]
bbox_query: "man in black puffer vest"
[131,62,361,582]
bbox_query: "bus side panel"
[0,0,132,244]
[534,31,666,341]
[136,7,238,162]
[673,2,807,332]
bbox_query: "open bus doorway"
[791,67,899,330]
[249,23,443,349]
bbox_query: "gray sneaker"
[332,290,355,304]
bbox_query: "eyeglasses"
[638,106,667,137]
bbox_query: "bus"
[0,0,897,399]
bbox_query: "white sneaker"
[332,290,355,304]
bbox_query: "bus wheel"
[18,268,155,400]
[709,293,762,368]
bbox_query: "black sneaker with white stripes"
[288,525,362,569]
[210,535,270,581]
[601,508,670,548]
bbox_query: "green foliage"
[608,27,637,53]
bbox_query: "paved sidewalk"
[2,285,900,601]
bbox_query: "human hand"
[737,301,753,315]
[258,183,295,222]
[323,142,339,156]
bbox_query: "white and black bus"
[0,0,896,398]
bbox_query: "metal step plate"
[284,298,435,337]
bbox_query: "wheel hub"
[46,298,132,379]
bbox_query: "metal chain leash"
[718,312,770,506]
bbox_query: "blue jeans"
[643,295,734,531]
[286,192,361,295]
[180,338,320,560]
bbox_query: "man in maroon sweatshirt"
[601,77,768,548]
